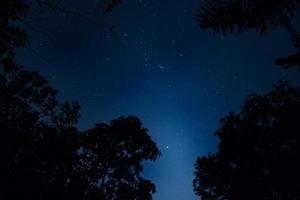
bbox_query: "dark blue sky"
[18,0,299,199]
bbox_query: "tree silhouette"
[0,0,29,70]
[276,21,300,69]
[0,64,160,200]
[75,116,160,200]
[196,0,300,69]
[1,1,160,200]
[193,81,300,200]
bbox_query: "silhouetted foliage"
[0,68,160,200]
[0,1,159,199]
[104,0,122,14]
[75,117,160,200]
[196,0,300,69]
[0,62,160,199]
[0,0,29,70]
[197,0,299,33]
[276,21,300,69]
[193,81,300,200]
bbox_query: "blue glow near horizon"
[16,0,300,199]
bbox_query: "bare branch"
[38,0,103,26]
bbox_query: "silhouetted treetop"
[197,0,300,34]
[196,0,300,69]
[76,116,160,200]
[1,58,160,199]
[0,64,160,200]
[1,1,159,199]
[194,81,300,200]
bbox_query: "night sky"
[17,0,299,199]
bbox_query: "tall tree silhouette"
[196,0,300,69]
[1,1,160,200]
[193,81,300,200]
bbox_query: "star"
[158,64,165,70]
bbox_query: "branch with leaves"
[196,0,300,69]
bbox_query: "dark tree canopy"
[0,0,29,70]
[275,21,300,68]
[196,0,300,69]
[0,67,160,200]
[76,117,160,200]
[193,82,300,200]
[0,1,160,200]
[197,0,300,33]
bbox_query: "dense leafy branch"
[276,20,300,68]
[193,81,300,200]
[197,0,300,34]
[196,0,300,69]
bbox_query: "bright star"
[158,65,165,70]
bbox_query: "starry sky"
[17,0,300,199]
